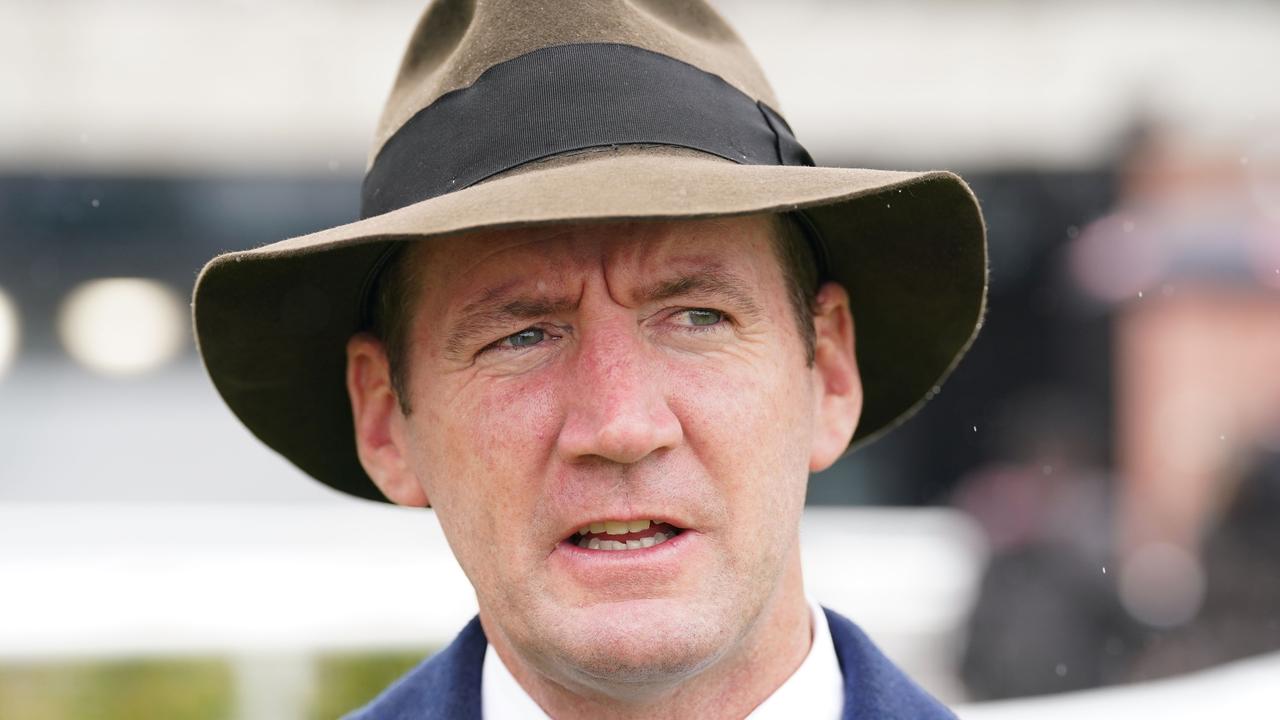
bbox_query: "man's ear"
[808,282,863,473]
[346,333,430,506]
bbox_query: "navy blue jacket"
[346,608,956,719]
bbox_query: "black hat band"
[361,42,815,219]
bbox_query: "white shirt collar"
[481,629,551,720]
[481,598,844,719]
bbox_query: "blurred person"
[1069,121,1280,556]
[1066,121,1280,684]
[192,1,986,717]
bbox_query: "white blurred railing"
[0,504,984,661]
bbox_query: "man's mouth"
[567,519,685,551]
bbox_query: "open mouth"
[567,519,685,551]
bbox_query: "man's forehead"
[412,214,780,304]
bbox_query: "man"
[193,1,986,717]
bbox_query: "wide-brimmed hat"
[193,0,987,502]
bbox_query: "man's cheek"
[670,359,788,441]
[466,376,562,465]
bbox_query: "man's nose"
[555,325,683,465]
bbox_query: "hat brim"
[194,150,987,501]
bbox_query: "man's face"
[351,215,859,692]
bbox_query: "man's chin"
[537,597,734,688]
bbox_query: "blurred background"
[2,0,1278,717]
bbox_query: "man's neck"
[483,553,812,720]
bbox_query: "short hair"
[369,213,820,415]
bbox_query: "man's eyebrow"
[444,288,578,356]
[635,266,763,318]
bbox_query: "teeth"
[577,519,654,536]
[580,533,678,551]
[573,520,682,550]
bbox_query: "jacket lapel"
[344,616,487,719]
[824,607,957,719]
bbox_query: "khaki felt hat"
[193,0,988,502]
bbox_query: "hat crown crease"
[370,0,780,169]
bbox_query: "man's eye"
[481,327,548,354]
[502,327,545,348]
[680,309,725,327]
